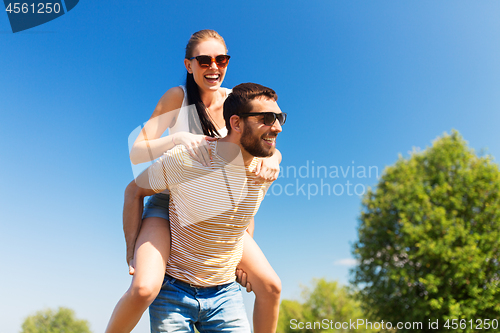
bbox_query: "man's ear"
[184,58,193,73]
[230,115,243,134]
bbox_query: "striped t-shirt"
[148,140,272,286]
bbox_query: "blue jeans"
[142,193,170,220]
[149,275,251,333]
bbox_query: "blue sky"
[2,1,500,332]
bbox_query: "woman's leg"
[237,232,282,333]
[105,217,171,333]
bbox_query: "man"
[135,82,286,332]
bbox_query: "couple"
[106,30,287,333]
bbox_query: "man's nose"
[271,118,282,133]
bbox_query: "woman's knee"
[125,180,144,201]
[254,272,281,300]
[266,274,282,297]
[129,278,162,303]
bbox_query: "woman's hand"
[254,151,281,183]
[172,132,217,166]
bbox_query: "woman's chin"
[204,82,222,90]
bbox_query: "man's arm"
[246,217,255,238]
[123,157,170,273]
[123,179,156,273]
[236,217,255,291]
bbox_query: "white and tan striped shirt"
[148,140,272,286]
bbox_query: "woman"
[105,30,281,333]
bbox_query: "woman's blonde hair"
[185,29,227,59]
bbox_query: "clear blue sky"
[2,1,500,332]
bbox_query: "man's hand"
[128,256,136,275]
[235,268,252,292]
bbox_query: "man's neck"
[217,136,255,166]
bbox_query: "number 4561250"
[444,319,498,330]
[5,3,62,14]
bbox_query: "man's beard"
[240,122,275,158]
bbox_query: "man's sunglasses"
[239,112,287,126]
[189,55,231,68]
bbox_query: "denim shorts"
[142,193,170,221]
[149,275,251,333]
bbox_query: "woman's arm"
[254,148,282,182]
[129,87,215,166]
[129,87,184,164]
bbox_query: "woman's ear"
[184,58,193,74]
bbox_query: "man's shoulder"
[165,141,218,157]
[160,141,217,171]
[162,144,190,160]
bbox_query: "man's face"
[239,97,283,158]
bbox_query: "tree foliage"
[277,278,376,333]
[352,131,500,331]
[21,307,92,333]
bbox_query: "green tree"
[352,131,500,332]
[278,300,306,333]
[278,278,376,333]
[21,307,92,333]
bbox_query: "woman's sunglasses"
[189,55,231,68]
[239,112,287,126]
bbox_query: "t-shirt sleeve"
[148,146,188,193]
[260,181,273,197]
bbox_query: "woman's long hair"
[184,29,227,138]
